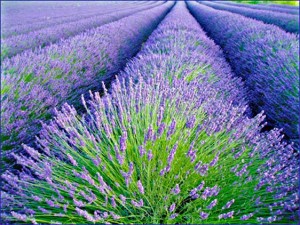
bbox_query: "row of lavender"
[1,2,174,169]
[200,1,299,34]
[269,3,299,9]
[2,2,298,224]
[215,1,299,15]
[1,1,164,59]
[188,1,299,144]
[1,1,151,38]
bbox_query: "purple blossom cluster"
[2,2,298,224]
[188,1,299,144]
[1,2,164,59]
[216,1,299,15]
[199,1,299,33]
[1,2,153,38]
[1,2,173,168]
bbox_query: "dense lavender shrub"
[200,1,299,33]
[1,2,164,59]
[1,1,156,39]
[217,1,299,15]
[1,2,173,167]
[2,2,298,224]
[188,1,299,143]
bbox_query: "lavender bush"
[1,2,173,169]
[200,1,299,33]
[1,1,155,39]
[2,2,298,224]
[1,1,164,59]
[217,1,299,15]
[188,1,299,144]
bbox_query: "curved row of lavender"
[2,2,298,224]
[199,1,299,34]
[215,1,299,15]
[188,1,299,144]
[1,2,174,170]
[1,1,153,39]
[1,1,165,59]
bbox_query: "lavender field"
[1,1,299,224]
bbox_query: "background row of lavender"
[214,1,299,15]
[1,2,174,170]
[1,1,165,59]
[269,3,299,9]
[2,2,298,224]
[187,1,299,145]
[1,1,154,39]
[199,1,299,33]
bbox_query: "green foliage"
[234,0,299,6]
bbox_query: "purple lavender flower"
[169,213,178,219]
[75,207,95,223]
[147,150,153,161]
[32,195,42,202]
[22,144,41,160]
[137,180,145,194]
[110,211,120,220]
[157,123,166,136]
[222,199,235,209]
[139,145,146,156]
[240,212,254,220]
[119,133,127,152]
[167,143,178,164]
[186,116,196,129]
[131,199,144,208]
[199,211,209,220]
[120,194,126,205]
[145,125,154,142]
[197,181,205,191]
[167,119,176,138]
[219,211,234,219]
[67,154,78,166]
[111,196,116,208]
[171,184,181,195]
[73,199,85,208]
[11,212,27,222]
[169,203,176,212]
[207,199,218,210]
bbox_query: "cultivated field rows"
[199,1,299,33]
[1,1,166,58]
[1,1,154,27]
[1,1,299,224]
[1,1,157,38]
